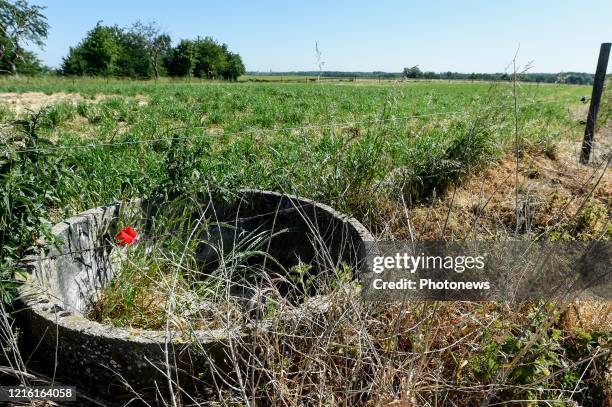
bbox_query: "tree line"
[0,0,245,80]
[251,69,597,85]
[0,0,597,85]
[401,65,596,85]
[61,22,245,80]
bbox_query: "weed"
[43,102,75,127]
[0,112,73,303]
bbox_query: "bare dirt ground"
[0,92,147,114]
[0,92,96,114]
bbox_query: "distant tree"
[61,22,155,78]
[61,46,84,75]
[565,73,587,85]
[0,0,48,75]
[164,37,244,80]
[164,39,195,77]
[62,20,245,81]
[223,52,245,81]
[403,65,422,79]
[114,29,152,78]
[247,70,590,84]
[12,48,42,73]
[78,23,120,76]
[555,73,566,84]
[129,20,171,79]
[193,37,227,79]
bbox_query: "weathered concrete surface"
[18,190,374,396]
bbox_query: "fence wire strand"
[6,94,586,264]
[4,96,571,155]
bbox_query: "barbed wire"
[18,146,587,264]
[3,96,575,155]
[6,110,479,154]
[5,93,589,263]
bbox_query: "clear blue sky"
[31,0,612,73]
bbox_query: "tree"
[78,23,120,76]
[403,65,422,79]
[61,46,85,75]
[114,29,152,78]
[61,20,245,81]
[164,38,244,80]
[130,20,171,79]
[11,48,41,73]
[164,39,195,77]
[61,22,149,78]
[193,37,227,79]
[223,52,245,81]
[0,0,48,75]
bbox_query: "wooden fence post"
[580,42,611,164]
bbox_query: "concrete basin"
[18,190,373,396]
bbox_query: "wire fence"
[4,90,593,265]
[4,96,575,155]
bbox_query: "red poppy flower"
[116,226,138,246]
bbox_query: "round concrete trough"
[18,189,373,395]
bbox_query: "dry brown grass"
[376,138,611,242]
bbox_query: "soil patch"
[0,91,147,114]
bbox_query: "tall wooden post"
[580,43,611,164]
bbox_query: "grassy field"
[0,76,590,217]
[1,77,610,405]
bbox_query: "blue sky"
[31,0,612,73]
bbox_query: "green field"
[0,77,588,219]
